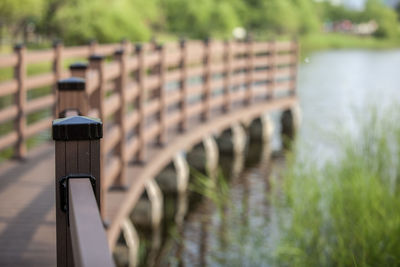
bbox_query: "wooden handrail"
[69,179,114,267]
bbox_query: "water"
[154,49,400,266]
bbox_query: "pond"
[143,49,400,266]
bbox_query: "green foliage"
[274,106,400,266]
[160,0,241,39]
[363,0,399,38]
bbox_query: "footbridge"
[0,38,299,266]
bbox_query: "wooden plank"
[124,137,139,161]
[104,156,121,189]
[124,111,139,133]
[63,46,90,58]
[26,50,54,64]
[0,131,18,151]
[25,95,55,114]
[0,80,18,97]
[26,72,54,91]
[165,90,181,106]
[125,82,139,103]
[103,62,120,81]
[0,105,18,124]
[104,125,121,154]
[0,54,18,68]
[223,41,232,112]
[104,94,121,117]
[164,69,181,82]
[25,117,52,138]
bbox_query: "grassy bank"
[300,33,400,56]
[273,107,400,266]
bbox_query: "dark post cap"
[156,44,163,51]
[179,38,186,48]
[53,39,63,47]
[69,62,88,71]
[114,49,125,56]
[135,43,142,52]
[89,54,104,61]
[58,77,85,91]
[52,116,103,141]
[14,43,25,50]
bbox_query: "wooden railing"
[2,38,298,265]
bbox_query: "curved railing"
[1,38,298,265]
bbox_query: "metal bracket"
[59,173,96,213]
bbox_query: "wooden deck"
[0,96,296,266]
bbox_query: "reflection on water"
[141,50,400,266]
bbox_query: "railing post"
[179,38,188,132]
[57,78,87,117]
[88,54,107,219]
[89,39,98,55]
[14,44,26,159]
[290,39,299,96]
[53,40,63,118]
[245,37,254,105]
[53,115,103,267]
[157,44,167,145]
[267,40,276,99]
[135,44,146,162]
[113,49,127,187]
[202,38,211,121]
[88,55,105,122]
[223,40,232,113]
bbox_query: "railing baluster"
[245,37,254,105]
[157,44,167,145]
[268,40,276,99]
[202,38,211,121]
[113,49,127,188]
[135,44,146,162]
[179,39,188,132]
[14,44,26,159]
[53,41,63,118]
[290,39,299,96]
[223,40,232,113]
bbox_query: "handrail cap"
[52,116,103,141]
[69,62,88,71]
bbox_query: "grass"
[300,32,400,56]
[273,106,400,266]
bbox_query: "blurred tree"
[291,0,320,34]
[50,0,159,44]
[0,0,45,42]
[363,0,398,38]
[160,0,241,39]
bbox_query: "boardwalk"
[0,39,298,265]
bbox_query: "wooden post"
[57,77,87,117]
[89,39,98,55]
[113,49,127,188]
[88,54,107,219]
[179,39,188,132]
[135,44,146,163]
[53,115,103,267]
[245,37,254,105]
[157,44,167,145]
[223,40,232,113]
[53,40,63,118]
[267,40,276,100]
[14,44,26,159]
[88,55,105,122]
[202,38,211,121]
[290,39,299,96]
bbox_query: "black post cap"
[14,43,25,50]
[69,62,88,71]
[114,49,125,56]
[156,44,163,51]
[52,116,103,141]
[135,43,142,52]
[89,54,104,61]
[179,38,186,48]
[58,77,85,91]
[53,39,63,47]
